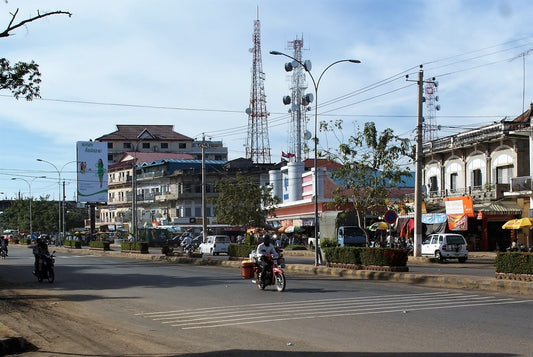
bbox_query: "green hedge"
[324,247,408,267]
[120,241,149,252]
[324,247,362,265]
[19,238,31,245]
[228,244,255,258]
[89,241,110,250]
[64,240,82,248]
[284,245,307,251]
[495,252,533,275]
[360,248,408,267]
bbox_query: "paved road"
[1,247,532,356]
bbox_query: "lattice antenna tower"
[245,11,271,164]
[284,37,312,162]
[423,81,441,142]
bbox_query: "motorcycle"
[182,243,194,255]
[34,251,55,283]
[252,254,286,292]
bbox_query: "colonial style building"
[421,104,533,251]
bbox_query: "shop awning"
[474,201,522,215]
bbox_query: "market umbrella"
[501,217,533,229]
[285,226,301,233]
[368,222,389,231]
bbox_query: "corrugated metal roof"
[475,201,522,215]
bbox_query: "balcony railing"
[406,183,509,201]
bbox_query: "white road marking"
[136,291,532,330]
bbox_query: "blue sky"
[1,0,533,201]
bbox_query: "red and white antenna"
[245,9,271,164]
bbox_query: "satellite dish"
[304,60,312,71]
[245,108,251,115]
[283,96,291,105]
[304,130,312,140]
[302,93,314,105]
[285,62,293,72]
[436,104,441,111]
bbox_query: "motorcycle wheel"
[275,272,286,292]
[47,269,54,283]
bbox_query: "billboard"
[76,141,108,203]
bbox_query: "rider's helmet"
[262,234,271,246]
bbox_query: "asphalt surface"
[1,244,532,355]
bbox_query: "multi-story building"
[96,124,228,164]
[96,151,277,233]
[421,104,533,251]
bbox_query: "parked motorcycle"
[34,251,55,283]
[252,254,286,292]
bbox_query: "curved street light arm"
[270,50,361,266]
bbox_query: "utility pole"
[414,68,424,257]
[407,66,439,256]
[201,134,208,243]
[62,180,66,239]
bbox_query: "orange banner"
[447,214,468,231]
[444,196,474,217]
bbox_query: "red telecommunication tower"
[245,11,271,164]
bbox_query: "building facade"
[421,104,533,251]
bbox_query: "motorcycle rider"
[181,233,193,251]
[1,236,8,256]
[33,238,49,275]
[256,234,278,283]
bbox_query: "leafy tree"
[1,7,71,100]
[211,173,280,228]
[321,121,413,243]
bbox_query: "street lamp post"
[37,159,77,242]
[11,176,45,240]
[271,51,360,266]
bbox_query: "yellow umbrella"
[501,217,533,229]
[368,222,389,231]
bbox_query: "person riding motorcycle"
[181,234,193,250]
[256,234,278,283]
[33,239,49,275]
[1,236,8,256]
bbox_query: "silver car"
[421,233,468,263]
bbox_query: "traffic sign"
[384,210,398,224]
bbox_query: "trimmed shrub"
[64,240,82,248]
[325,247,407,267]
[89,240,110,250]
[319,238,337,249]
[120,241,149,253]
[495,252,533,275]
[284,245,307,251]
[228,244,255,258]
[360,248,408,267]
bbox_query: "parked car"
[199,235,231,256]
[421,233,468,263]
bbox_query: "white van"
[421,233,468,263]
[199,235,231,255]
